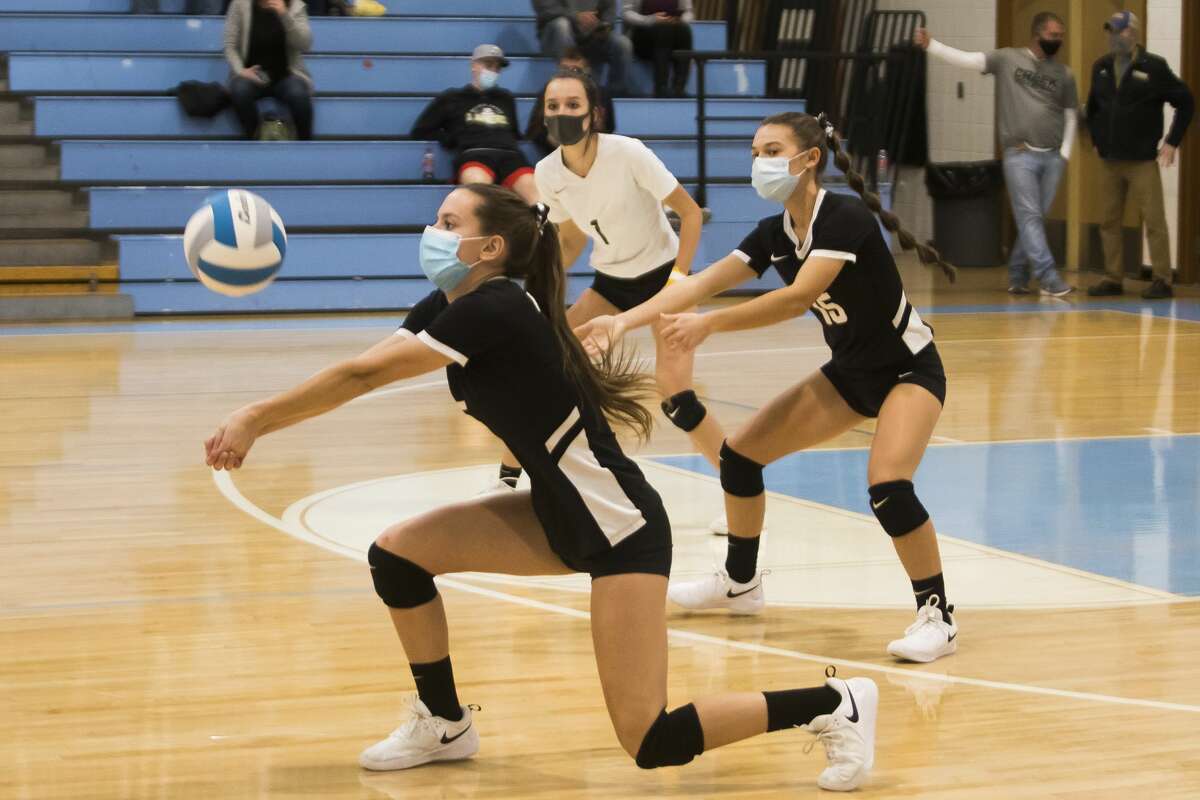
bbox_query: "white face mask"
[478,68,500,90]
[751,153,808,203]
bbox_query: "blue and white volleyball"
[183,190,286,297]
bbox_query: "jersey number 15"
[812,293,848,326]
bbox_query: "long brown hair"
[760,111,957,282]
[459,183,655,440]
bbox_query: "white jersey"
[535,133,680,279]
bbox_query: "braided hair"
[760,111,957,282]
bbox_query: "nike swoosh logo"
[845,685,860,723]
[770,254,788,262]
[898,371,914,379]
[947,632,957,643]
[871,497,890,510]
[440,723,471,745]
[726,584,760,598]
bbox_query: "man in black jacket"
[410,45,538,203]
[1086,11,1193,299]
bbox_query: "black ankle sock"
[410,656,463,721]
[911,573,952,622]
[724,534,761,584]
[498,464,522,488]
[763,685,842,731]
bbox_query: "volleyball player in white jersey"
[579,112,961,663]
[485,69,728,500]
[204,184,879,792]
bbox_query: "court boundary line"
[213,470,1200,715]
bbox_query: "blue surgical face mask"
[750,153,808,203]
[419,226,488,292]
[478,68,500,90]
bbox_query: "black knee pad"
[719,441,764,497]
[368,542,438,609]
[635,704,705,769]
[868,480,929,538]
[660,390,707,432]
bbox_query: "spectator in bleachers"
[224,0,315,140]
[411,45,539,204]
[621,1,693,98]
[526,48,617,157]
[534,1,634,97]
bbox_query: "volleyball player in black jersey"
[205,184,879,791]
[579,112,961,663]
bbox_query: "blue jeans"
[539,16,634,96]
[1002,148,1066,288]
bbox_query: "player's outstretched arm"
[204,335,452,470]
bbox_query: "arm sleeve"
[808,204,873,263]
[398,290,448,337]
[281,2,312,52]
[629,140,680,201]
[927,39,988,73]
[420,289,513,366]
[535,167,572,223]
[1161,66,1195,148]
[730,220,774,278]
[503,92,523,140]
[621,0,654,26]
[223,8,244,73]
[410,94,447,142]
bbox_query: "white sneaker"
[803,674,879,792]
[667,570,766,615]
[887,595,958,663]
[476,477,517,496]
[359,698,479,771]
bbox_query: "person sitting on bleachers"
[526,48,617,158]
[410,45,539,204]
[622,0,693,97]
[224,0,315,140]
[533,0,634,97]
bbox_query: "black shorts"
[590,260,678,312]
[820,343,947,418]
[455,147,534,188]
[552,512,673,580]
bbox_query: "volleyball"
[182,190,286,297]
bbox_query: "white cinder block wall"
[874,0,998,245]
[1146,0,1182,270]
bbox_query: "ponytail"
[461,184,655,440]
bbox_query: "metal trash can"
[925,161,1004,267]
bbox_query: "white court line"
[1144,427,1177,436]
[212,469,1200,715]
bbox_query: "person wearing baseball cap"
[1085,11,1193,299]
[410,44,539,204]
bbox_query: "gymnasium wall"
[1146,0,1182,269]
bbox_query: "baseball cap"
[471,44,510,67]
[1104,11,1140,32]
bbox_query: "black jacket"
[410,86,523,153]
[1085,48,1193,161]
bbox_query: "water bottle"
[876,148,890,183]
[421,146,436,183]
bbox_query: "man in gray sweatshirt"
[916,12,1078,296]
[533,0,633,97]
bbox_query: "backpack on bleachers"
[175,81,231,118]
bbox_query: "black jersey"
[410,86,523,154]
[733,189,934,371]
[400,279,668,565]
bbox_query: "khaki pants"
[1098,159,1172,281]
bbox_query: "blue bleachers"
[0,0,598,18]
[0,15,726,55]
[0,0,131,10]
[35,97,803,139]
[60,138,840,183]
[9,53,763,98]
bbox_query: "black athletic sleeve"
[732,216,777,277]
[398,290,448,336]
[419,284,517,365]
[410,91,450,144]
[809,200,877,263]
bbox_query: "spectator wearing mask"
[411,45,539,204]
[622,0,693,98]
[224,0,314,140]
[1085,11,1193,299]
[526,48,617,158]
[533,1,634,97]
[916,13,1078,297]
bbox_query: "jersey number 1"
[813,293,848,326]
[589,219,611,245]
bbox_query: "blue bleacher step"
[61,138,839,184]
[12,53,762,98]
[0,0,539,16]
[36,96,803,139]
[0,15,724,55]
